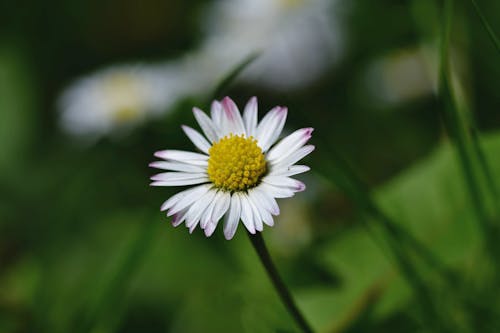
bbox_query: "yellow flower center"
[279,0,304,9]
[207,134,267,192]
[114,107,141,123]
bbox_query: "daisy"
[58,63,190,138]
[198,0,343,91]
[150,97,314,239]
[364,46,438,106]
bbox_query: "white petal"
[203,191,231,237]
[171,208,189,227]
[272,145,315,169]
[149,161,206,173]
[193,107,219,143]
[259,206,275,227]
[262,176,306,192]
[224,194,242,240]
[185,190,216,232]
[268,165,311,177]
[210,100,223,130]
[211,191,231,224]
[239,193,256,234]
[249,187,280,215]
[151,172,207,182]
[256,107,288,152]
[154,150,208,166]
[243,97,258,137]
[221,96,246,136]
[182,125,211,154]
[167,184,211,216]
[259,183,296,199]
[246,193,263,232]
[150,176,209,187]
[204,220,217,237]
[200,191,221,229]
[249,190,275,227]
[267,128,313,162]
[160,185,205,212]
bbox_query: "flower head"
[58,64,187,138]
[150,97,314,239]
[199,0,343,91]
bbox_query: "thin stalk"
[361,220,449,332]
[247,232,314,333]
[470,127,499,205]
[469,0,500,55]
[312,145,453,331]
[77,220,157,333]
[314,138,452,280]
[209,52,259,101]
[438,0,495,247]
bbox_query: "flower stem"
[247,232,314,333]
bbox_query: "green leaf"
[307,131,500,331]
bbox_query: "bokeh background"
[1,0,500,332]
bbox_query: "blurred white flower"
[58,63,189,137]
[199,0,343,91]
[364,46,438,107]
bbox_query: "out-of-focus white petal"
[199,0,343,91]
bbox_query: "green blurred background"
[1,0,500,332]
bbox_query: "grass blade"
[209,52,260,101]
[470,0,500,55]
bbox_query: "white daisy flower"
[150,97,314,240]
[58,63,188,138]
[198,0,343,91]
[364,46,438,107]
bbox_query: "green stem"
[438,0,495,249]
[247,232,314,333]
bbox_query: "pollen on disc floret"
[207,134,267,191]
